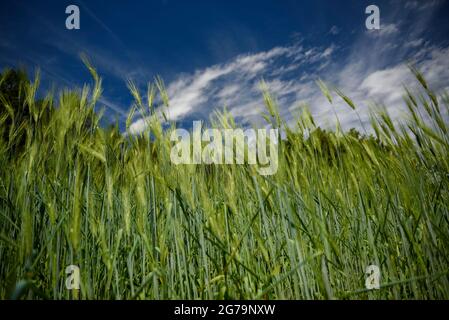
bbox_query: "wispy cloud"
[404,0,444,11]
[129,43,337,133]
[127,1,449,135]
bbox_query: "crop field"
[0,63,448,300]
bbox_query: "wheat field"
[0,61,448,299]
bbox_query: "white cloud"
[405,38,424,48]
[129,44,318,134]
[380,23,399,36]
[128,3,449,135]
[165,65,233,120]
[128,117,148,135]
[367,23,399,37]
[217,84,240,100]
[321,46,335,59]
[360,65,412,103]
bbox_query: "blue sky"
[1,0,449,133]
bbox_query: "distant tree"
[347,128,361,140]
[0,68,54,155]
[0,69,28,102]
[0,69,31,151]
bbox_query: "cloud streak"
[129,1,449,135]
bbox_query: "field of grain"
[0,62,448,299]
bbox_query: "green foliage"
[0,65,448,300]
